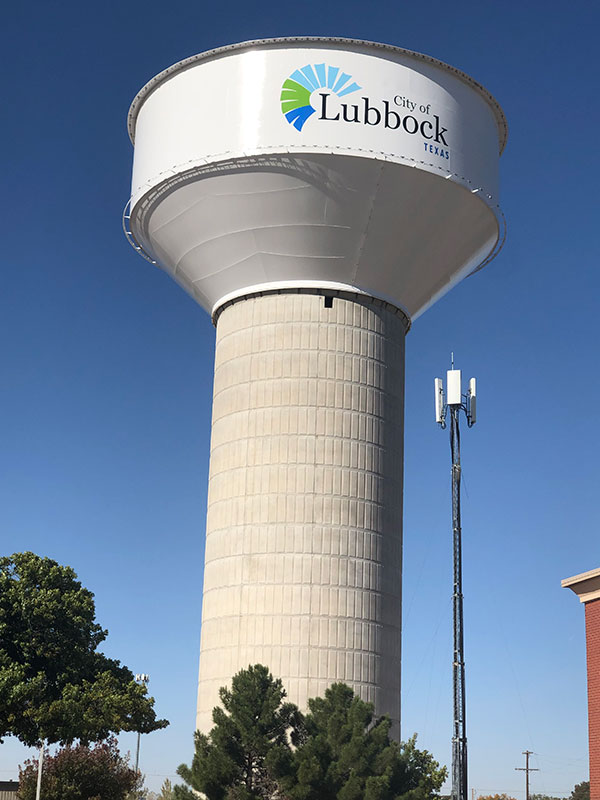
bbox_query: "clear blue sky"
[2,0,599,794]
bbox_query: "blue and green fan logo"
[281,64,361,131]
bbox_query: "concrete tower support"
[196,290,408,734]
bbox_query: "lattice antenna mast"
[435,362,476,800]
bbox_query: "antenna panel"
[447,369,462,405]
[435,377,444,422]
[468,378,477,424]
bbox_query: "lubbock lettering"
[319,93,449,146]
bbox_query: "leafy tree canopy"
[570,782,590,800]
[17,737,141,800]
[530,794,564,800]
[477,795,517,800]
[175,664,302,800]
[0,552,168,746]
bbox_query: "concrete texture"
[196,290,409,735]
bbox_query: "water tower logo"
[280,64,361,131]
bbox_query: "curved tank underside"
[130,152,500,320]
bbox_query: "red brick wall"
[586,599,600,800]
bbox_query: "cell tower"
[124,38,506,735]
[435,366,476,800]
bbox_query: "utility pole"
[515,750,539,800]
[35,742,44,800]
[435,361,477,800]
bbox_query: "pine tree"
[175,665,302,800]
[177,670,446,800]
[271,682,447,800]
[158,779,175,799]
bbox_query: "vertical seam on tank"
[351,161,385,285]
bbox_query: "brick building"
[562,567,600,800]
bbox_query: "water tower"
[125,37,506,735]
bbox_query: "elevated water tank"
[125,37,506,734]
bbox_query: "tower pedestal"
[196,289,408,734]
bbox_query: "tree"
[157,780,175,799]
[530,794,563,800]
[0,552,168,746]
[272,682,447,800]
[570,783,590,800]
[174,664,302,800]
[17,738,142,800]
[141,780,175,800]
[177,668,446,800]
[477,795,517,800]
